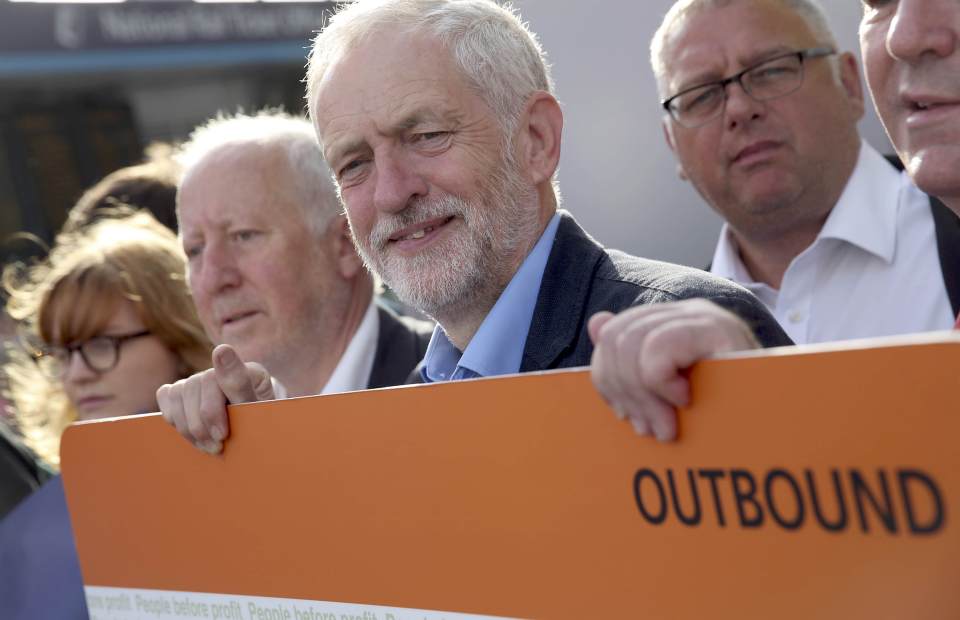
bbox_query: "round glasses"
[662,47,836,128]
[31,330,152,379]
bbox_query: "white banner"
[85,587,513,620]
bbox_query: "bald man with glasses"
[650,0,960,345]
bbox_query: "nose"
[192,239,241,298]
[724,81,766,131]
[62,349,96,384]
[887,0,958,63]
[372,146,429,214]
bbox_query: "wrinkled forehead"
[660,1,818,92]
[180,143,293,202]
[181,142,276,186]
[312,31,474,149]
[178,143,306,230]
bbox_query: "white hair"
[174,110,340,236]
[650,0,840,98]
[305,0,555,138]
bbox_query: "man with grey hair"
[161,0,790,449]
[159,111,431,451]
[651,0,960,345]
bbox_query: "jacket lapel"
[520,211,605,371]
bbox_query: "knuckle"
[590,352,617,394]
[198,399,224,425]
[219,371,242,391]
[589,356,604,383]
[639,335,674,384]
[185,416,207,441]
[613,329,634,353]
[590,365,614,399]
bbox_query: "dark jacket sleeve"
[597,249,793,349]
[0,424,46,521]
[706,291,793,348]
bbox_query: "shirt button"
[787,311,804,324]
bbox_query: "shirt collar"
[322,298,379,394]
[710,225,780,308]
[711,223,758,285]
[271,299,378,397]
[712,140,902,282]
[422,212,561,382]
[816,140,900,264]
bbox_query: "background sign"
[61,336,960,619]
[0,2,334,53]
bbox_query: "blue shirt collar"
[422,213,561,382]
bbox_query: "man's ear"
[837,51,866,121]
[329,215,364,279]
[662,118,688,181]
[518,91,563,185]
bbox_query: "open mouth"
[903,92,960,113]
[911,101,954,112]
[904,97,960,130]
[388,216,455,244]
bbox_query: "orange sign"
[60,335,960,619]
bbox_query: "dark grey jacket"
[519,211,792,372]
[368,304,432,388]
[411,211,791,383]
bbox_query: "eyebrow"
[740,44,798,67]
[325,105,462,166]
[325,138,367,169]
[675,44,801,93]
[392,101,462,131]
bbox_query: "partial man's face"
[178,146,340,373]
[860,0,960,210]
[312,30,540,320]
[660,0,864,238]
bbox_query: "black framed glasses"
[31,330,152,378]
[661,46,837,128]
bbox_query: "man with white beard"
[159,0,791,448]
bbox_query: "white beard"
[352,152,541,320]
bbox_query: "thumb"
[245,362,276,401]
[587,311,615,344]
[212,344,274,404]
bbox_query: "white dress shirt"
[272,300,380,397]
[711,141,955,345]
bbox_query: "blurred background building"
[0,0,332,264]
[0,0,888,268]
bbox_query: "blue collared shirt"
[421,213,561,382]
